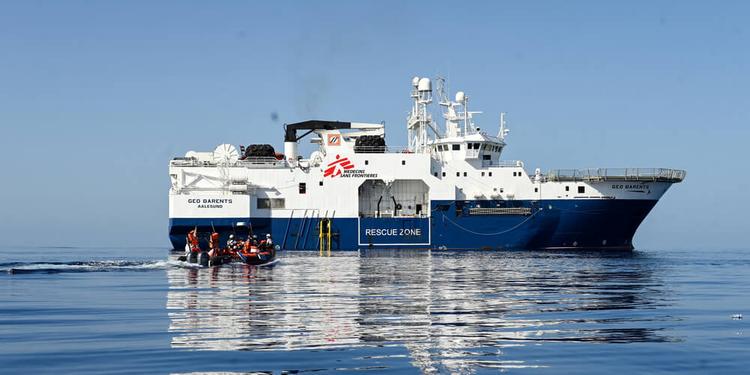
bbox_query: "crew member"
[187,229,200,252]
[208,232,220,257]
[227,234,236,251]
[260,233,273,250]
[243,236,258,254]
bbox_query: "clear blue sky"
[1,1,747,249]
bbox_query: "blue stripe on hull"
[168,199,657,251]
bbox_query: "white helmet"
[266,233,271,237]
[229,234,234,239]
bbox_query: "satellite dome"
[417,77,431,92]
[455,91,465,103]
[412,76,420,87]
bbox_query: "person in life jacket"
[187,229,200,253]
[227,234,237,252]
[208,232,220,257]
[259,233,273,250]
[242,237,259,254]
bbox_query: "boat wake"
[1,259,193,274]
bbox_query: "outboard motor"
[185,244,198,263]
[198,251,209,267]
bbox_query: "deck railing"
[545,168,686,182]
[170,157,288,168]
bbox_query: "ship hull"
[530,199,658,250]
[169,198,658,251]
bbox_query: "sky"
[0,1,747,249]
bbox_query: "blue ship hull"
[169,199,657,251]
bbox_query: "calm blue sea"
[1,247,748,374]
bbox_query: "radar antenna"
[436,76,450,107]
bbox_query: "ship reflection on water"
[167,250,676,371]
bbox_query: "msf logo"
[324,154,354,178]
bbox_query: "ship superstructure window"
[473,143,480,149]
[452,144,460,150]
[257,198,285,209]
[489,172,493,176]
[299,183,306,194]
[402,160,406,165]
[578,186,585,194]
[463,172,467,177]
[565,186,570,192]
[442,172,446,177]
[365,160,369,165]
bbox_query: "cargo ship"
[168,76,685,251]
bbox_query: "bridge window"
[258,198,285,209]
[452,144,461,150]
[467,143,473,149]
[473,143,480,149]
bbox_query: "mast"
[407,77,433,153]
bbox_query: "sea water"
[1,247,748,374]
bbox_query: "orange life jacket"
[242,240,258,254]
[186,232,193,244]
[187,231,200,251]
[209,232,220,248]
